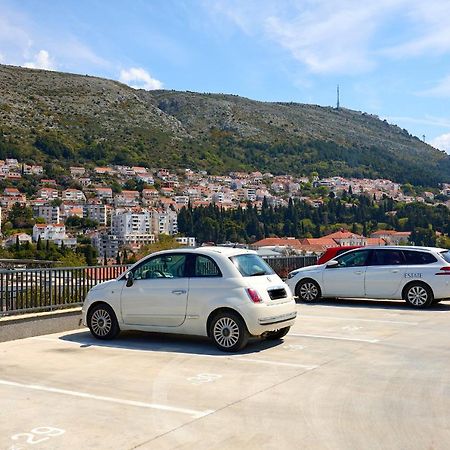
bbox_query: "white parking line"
[0,379,213,419]
[289,333,379,343]
[231,357,317,370]
[300,314,418,325]
[30,337,315,369]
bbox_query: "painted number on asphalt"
[283,344,305,351]
[187,373,222,385]
[10,427,65,448]
[342,326,362,332]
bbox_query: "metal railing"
[262,255,318,279]
[0,265,130,316]
[0,256,318,316]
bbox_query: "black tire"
[403,283,434,309]
[210,311,249,352]
[265,326,291,340]
[432,298,442,305]
[296,279,321,303]
[88,303,120,340]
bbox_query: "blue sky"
[2,0,450,153]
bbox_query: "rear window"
[440,251,450,263]
[230,254,275,277]
[403,250,437,265]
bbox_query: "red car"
[317,246,362,265]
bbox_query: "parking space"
[2,300,450,449]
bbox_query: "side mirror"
[326,260,339,268]
[125,271,134,287]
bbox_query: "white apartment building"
[111,212,155,247]
[175,236,197,247]
[32,223,75,246]
[92,233,120,258]
[62,189,86,202]
[150,210,178,235]
[33,205,60,224]
[37,188,59,200]
[83,204,107,225]
[95,187,113,201]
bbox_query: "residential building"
[32,223,75,246]
[37,187,59,200]
[83,204,107,226]
[92,233,120,258]
[33,205,60,224]
[111,211,155,248]
[175,236,197,247]
[62,189,86,202]
[4,233,32,248]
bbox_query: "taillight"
[246,288,263,303]
[435,267,450,275]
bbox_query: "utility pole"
[336,84,340,110]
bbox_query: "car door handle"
[392,269,400,273]
[354,271,363,275]
[172,290,187,295]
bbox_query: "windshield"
[230,254,275,277]
[440,251,450,263]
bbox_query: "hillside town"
[0,158,448,262]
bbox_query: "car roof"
[150,246,256,258]
[351,245,447,252]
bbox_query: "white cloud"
[382,1,450,58]
[383,115,450,128]
[119,67,163,90]
[430,133,450,153]
[419,75,450,98]
[23,49,55,70]
[205,0,450,75]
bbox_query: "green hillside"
[0,64,449,186]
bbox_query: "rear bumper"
[243,299,297,335]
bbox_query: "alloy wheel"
[407,286,428,306]
[213,317,240,349]
[299,282,319,301]
[90,308,112,337]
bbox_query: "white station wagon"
[82,247,296,351]
[286,246,450,308]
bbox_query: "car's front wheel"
[403,283,433,308]
[88,303,120,340]
[296,279,321,303]
[210,311,249,352]
[265,326,290,340]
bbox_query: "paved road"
[1,299,450,449]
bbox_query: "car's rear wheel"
[265,326,290,340]
[403,283,433,308]
[210,311,249,352]
[296,279,321,303]
[88,303,120,340]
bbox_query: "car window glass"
[403,250,437,265]
[230,254,275,277]
[133,254,187,280]
[335,250,370,268]
[194,255,222,277]
[371,250,404,266]
[440,251,450,263]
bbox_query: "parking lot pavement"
[1,300,450,449]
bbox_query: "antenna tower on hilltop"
[336,84,340,110]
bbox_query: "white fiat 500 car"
[82,247,296,352]
[286,246,450,309]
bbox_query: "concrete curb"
[0,307,82,343]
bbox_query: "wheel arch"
[401,280,434,300]
[86,300,118,322]
[295,277,322,297]
[206,307,248,337]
